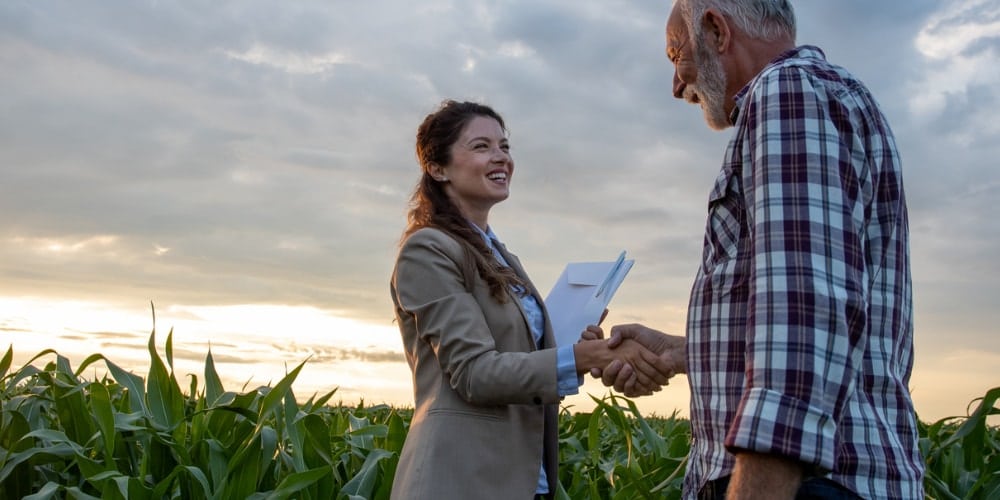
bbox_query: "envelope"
[544,251,634,347]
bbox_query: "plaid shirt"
[683,46,924,499]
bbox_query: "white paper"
[543,251,634,347]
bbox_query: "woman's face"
[437,115,513,225]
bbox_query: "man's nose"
[672,71,685,99]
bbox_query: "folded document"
[544,251,634,348]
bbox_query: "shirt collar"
[468,220,500,247]
[730,45,827,124]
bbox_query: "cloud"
[269,344,406,364]
[0,0,997,420]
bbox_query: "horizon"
[3,296,996,423]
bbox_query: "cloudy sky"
[2,0,998,421]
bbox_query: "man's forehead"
[665,9,687,46]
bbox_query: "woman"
[389,100,667,499]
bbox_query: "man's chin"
[701,110,731,131]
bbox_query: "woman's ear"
[429,163,449,182]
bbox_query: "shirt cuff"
[724,387,837,471]
[556,345,582,397]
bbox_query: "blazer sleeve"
[393,228,560,406]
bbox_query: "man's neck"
[725,35,796,93]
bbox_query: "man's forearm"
[726,451,803,500]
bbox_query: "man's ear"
[701,8,731,52]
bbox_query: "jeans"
[698,475,863,500]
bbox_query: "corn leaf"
[204,348,225,406]
[341,448,393,497]
[264,466,330,500]
[88,381,117,462]
[146,330,185,432]
[22,481,60,500]
[0,345,12,382]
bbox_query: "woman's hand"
[579,324,604,377]
[579,324,604,341]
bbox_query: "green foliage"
[2,325,998,499]
[555,395,688,499]
[0,327,402,499]
[920,387,1000,499]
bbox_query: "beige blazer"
[389,227,561,500]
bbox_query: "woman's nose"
[493,146,510,160]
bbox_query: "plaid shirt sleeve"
[723,62,872,470]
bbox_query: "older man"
[602,1,925,498]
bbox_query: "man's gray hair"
[676,0,796,42]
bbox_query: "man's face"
[666,8,731,130]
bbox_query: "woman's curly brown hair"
[404,100,525,302]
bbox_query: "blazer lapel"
[492,240,554,349]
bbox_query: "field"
[2,329,997,499]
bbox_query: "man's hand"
[605,338,673,395]
[597,323,686,396]
[575,322,671,396]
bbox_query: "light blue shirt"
[473,223,582,494]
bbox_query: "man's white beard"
[691,34,731,131]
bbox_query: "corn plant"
[556,395,688,499]
[2,319,998,499]
[0,325,402,499]
[920,387,1000,499]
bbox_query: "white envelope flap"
[565,262,613,285]
[544,252,634,347]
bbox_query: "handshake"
[578,323,687,398]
